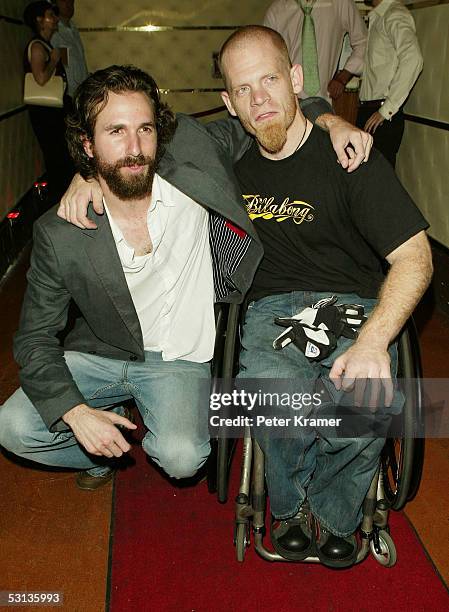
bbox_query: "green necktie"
[300,0,320,96]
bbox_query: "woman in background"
[23,1,74,205]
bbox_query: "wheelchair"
[211,303,425,567]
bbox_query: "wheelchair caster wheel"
[234,523,250,562]
[370,529,397,567]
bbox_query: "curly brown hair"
[66,65,177,179]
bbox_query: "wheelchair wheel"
[217,303,241,503]
[381,319,424,510]
[217,438,237,503]
[234,522,250,562]
[381,437,414,510]
[406,437,425,502]
[370,529,397,567]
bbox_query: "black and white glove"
[273,321,338,361]
[273,296,367,361]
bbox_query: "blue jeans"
[0,351,211,479]
[238,291,399,537]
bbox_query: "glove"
[273,296,367,361]
[273,320,338,361]
[276,296,366,338]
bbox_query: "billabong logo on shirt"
[243,194,315,225]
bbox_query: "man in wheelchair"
[218,26,432,568]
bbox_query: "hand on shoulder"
[57,174,104,229]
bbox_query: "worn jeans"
[237,291,399,537]
[0,351,211,479]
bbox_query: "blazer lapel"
[81,212,143,351]
[159,153,261,243]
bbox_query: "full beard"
[93,153,156,200]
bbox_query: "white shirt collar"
[370,0,395,19]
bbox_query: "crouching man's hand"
[62,403,137,457]
[329,342,393,409]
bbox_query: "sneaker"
[271,503,313,561]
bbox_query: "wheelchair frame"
[212,303,425,566]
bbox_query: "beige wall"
[1,0,447,230]
[397,4,449,248]
[75,0,274,115]
[0,1,43,222]
[403,3,449,124]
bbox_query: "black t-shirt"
[234,126,428,301]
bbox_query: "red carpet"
[109,433,449,612]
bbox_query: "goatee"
[93,153,156,200]
[255,121,288,154]
[251,91,297,154]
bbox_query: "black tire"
[235,523,249,562]
[217,438,237,503]
[403,320,425,502]
[382,437,413,510]
[382,319,424,510]
[370,529,397,567]
[207,304,227,496]
[206,438,218,494]
[406,435,425,502]
[217,304,241,503]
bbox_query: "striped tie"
[300,0,320,96]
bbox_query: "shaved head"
[219,25,292,91]
[218,25,305,159]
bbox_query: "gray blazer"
[14,101,330,430]
[14,114,263,431]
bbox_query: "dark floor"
[0,249,112,611]
[0,250,448,611]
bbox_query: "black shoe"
[316,523,358,568]
[271,504,313,561]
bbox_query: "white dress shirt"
[104,174,215,363]
[51,19,88,96]
[359,0,423,119]
[264,0,367,101]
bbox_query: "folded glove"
[273,320,338,361]
[273,296,367,361]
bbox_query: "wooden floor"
[0,248,448,611]
[405,296,449,584]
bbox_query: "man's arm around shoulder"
[203,97,372,171]
[56,101,373,227]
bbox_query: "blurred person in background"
[357,0,423,167]
[264,0,367,103]
[23,0,74,204]
[51,0,89,100]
